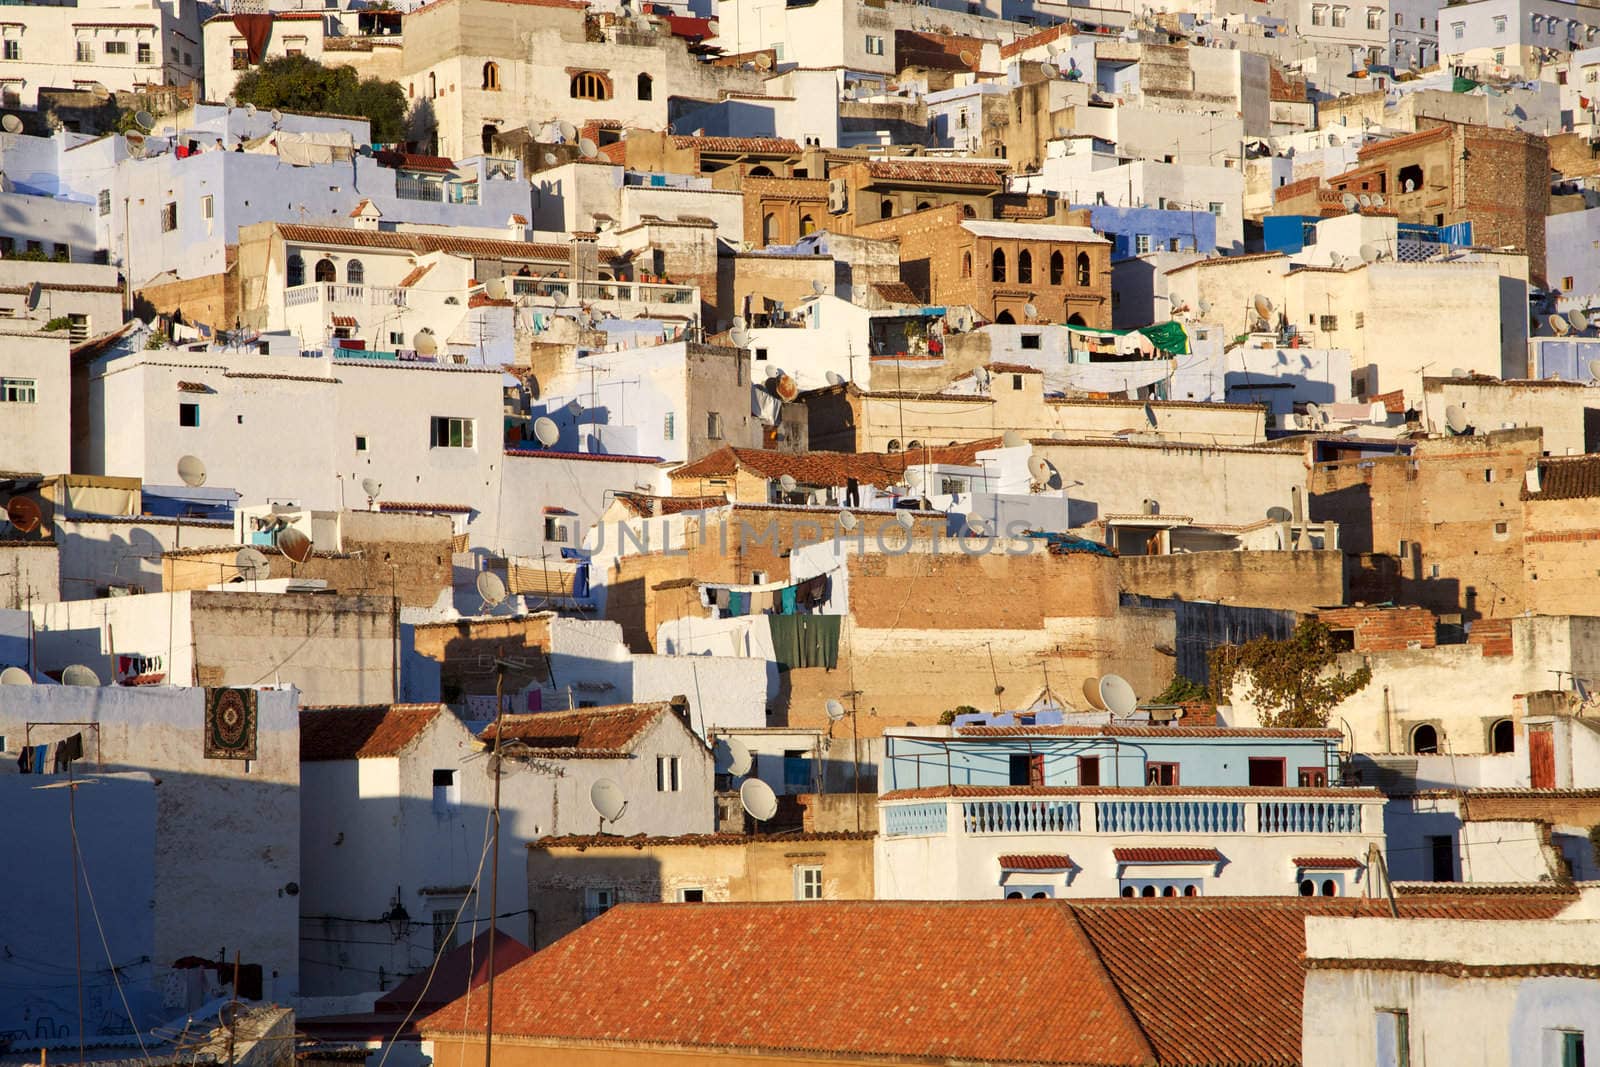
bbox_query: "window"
[1078,755,1100,785]
[706,411,723,440]
[1453,21,1464,38]
[865,34,885,55]
[430,416,476,448]
[1332,6,1347,27]
[354,434,368,452]
[1135,234,1151,255]
[1394,12,1402,25]
[432,908,458,953]
[432,768,457,813]
[97,188,111,217]
[880,199,894,220]
[783,749,811,790]
[991,247,1007,282]
[1020,334,1041,351]
[1,377,36,404]
[1009,753,1045,786]
[961,252,972,278]
[1017,249,1033,284]
[1012,374,1024,390]
[1367,8,1381,29]
[656,755,681,792]
[1147,761,1179,785]
[66,314,88,342]
[583,887,616,922]
[1560,1032,1586,1067]
[1247,758,1285,787]
[663,412,675,440]
[287,255,305,288]
[1375,1010,1410,1067]
[482,61,500,90]
[160,203,178,232]
[1494,520,1509,536]
[794,865,823,900]
[1319,314,1339,331]
[137,41,152,63]
[762,212,777,244]
[2,40,17,61]
[179,402,200,427]
[1049,250,1065,285]
[346,259,364,285]
[637,72,653,100]
[1311,5,1326,25]
[799,214,816,236]
[1492,14,1506,33]
[1493,48,1504,64]
[105,40,128,56]
[1490,718,1515,753]
[1411,723,1438,754]
[52,243,67,263]
[544,516,569,543]
[678,888,704,902]
[1076,251,1091,285]
[1564,276,1576,291]
[315,258,336,283]
[570,72,610,100]
[77,41,94,63]
[1299,766,1328,787]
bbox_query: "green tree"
[233,56,409,142]
[1154,675,1208,704]
[1208,620,1372,729]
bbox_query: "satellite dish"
[0,115,20,134]
[729,326,750,348]
[5,496,41,534]
[0,666,30,685]
[1445,405,1468,434]
[133,110,155,131]
[543,152,559,166]
[1098,673,1137,716]
[244,103,257,117]
[277,527,313,564]
[1550,313,1571,336]
[904,466,924,489]
[825,370,845,386]
[707,17,720,35]
[1252,293,1274,318]
[1588,358,1600,381]
[533,416,560,447]
[893,509,915,530]
[1328,252,1344,269]
[61,664,101,687]
[1305,402,1324,426]
[1371,193,1386,207]
[778,474,798,493]
[811,279,826,295]
[739,777,779,822]
[1451,367,1468,379]
[1359,243,1379,263]
[1024,302,1038,320]
[972,366,991,391]
[484,277,509,301]
[958,49,976,66]
[774,374,799,402]
[1197,299,1211,316]
[269,109,283,125]
[361,478,383,502]
[124,131,147,158]
[1403,178,1415,192]
[825,699,846,722]
[838,510,858,532]
[579,138,599,158]
[1082,677,1108,711]
[715,735,753,776]
[235,546,270,581]
[965,514,988,536]
[225,95,237,109]
[557,119,578,141]
[413,329,439,356]
[1002,429,1026,448]
[1266,505,1293,521]
[177,454,207,487]
[1027,454,1052,483]
[1341,192,1359,211]
[1143,402,1157,428]
[1042,61,1059,79]
[1358,193,1372,207]
[476,570,507,608]
[1571,310,1590,332]
[589,778,628,823]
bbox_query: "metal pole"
[68,764,84,1067]
[484,658,505,1067]
[851,703,861,832]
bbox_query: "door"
[1028,753,1045,788]
[1529,727,1556,789]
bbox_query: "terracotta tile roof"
[419,900,1156,1064]
[881,785,1381,800]
[374,929,531,1014]
[1293,856,1364,869]
[397,262,435,288]
[670,135,801,154]
[300,705,443,761]
[468,293,514,308]
[1000,22,1075,58]
[378,501,473,513]
[331,315,358,328]
[998,853,1074,870]
[864,159,1009,186]
[176,380,210,393]
[348,198,376,217]
[613,492,728,517]
[1370,388,1408,414]
[955,724,1343,738]
[1357,125,1450,160]
[870,281,921,305]
[1523,455,1600,501]
[505,449,664,464]
[669,441,1002,489]
[480,702,671,756]
[378,151,457,173]
[1113,847,1224,864]
[277,224,578,264]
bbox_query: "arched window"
[346,259,364,285]
[907,440,921,451]
[762,213,777,245]
[1411,723,1438,754]
[287,254,305,288]
[1050,250,1064,285]
[1299,879,1315,896]
[1140,885,1157,898]
[995,309,1016,324]
[991,247,1006,282]
[314,257,336,283]
[749,165,774,177]
[916,200,931,211]
[1029,891,1047,899]
[1066,312,1086,326]
[961,203,976,218]
[1182,884,1198,897]
[1321,879,1339,897]
[1076,251,1091,286]
[880,199,894,220]
[637,72,653,100]
[1017,249,1033,284]
[886,439,901,452]
[570,72,610,100]
[1121,886,1135,898]
[1006,890,1023,899]
[961,252,972,278]
[1161,885,1177,897]
[1491,719,1515,753]
[482,61,500,90]
[799,214,816,236]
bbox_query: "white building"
[298,699,714,996]
[1441,0,1600,77]
[0,0,202,109]
[0,330,73,477]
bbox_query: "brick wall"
[1316,606,1438,651]
[138,268,237,329]
[1118,549,1345,613]
[1523,497,1600,616]
[1466,617,1513,657]
[1459,792,1600,827]
[409,615,553,701]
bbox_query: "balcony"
[284,283,408,309]
[510,276,697,308]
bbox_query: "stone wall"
[1118,549,1345,613]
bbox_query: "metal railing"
[962,798,1079,834]
[883,802,948,837]
[1257,800,1364,834]
[883,795,1371,837]
[284,283,407,307]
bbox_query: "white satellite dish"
[1197,298,1211,316]
[1358,193,1372,208]
[1571,310,1591,332]
[61,664,101,687]
[1451,367,1468,379]
[361,477,383,501]
[1588,358,1600,381]
[966,514,988,536]
[1359,243,1379,263]
[825,370,845,386]
[1082,677,1108,711]
[235,546,270,581]
[1445,405,1469,434]
[1403,178,1415,192]
[1550,313,1571,336]
[825,699,846,722]
[269,109,282,126]
[1002,429,1026,448]
[557,119,578,141]
[124,130,148,158]
[1341,192,1359,212]
[1098,673,1137,716]
[1328,252,1344,269]
[244,103,257,117]
[476,570,507,608]
[756,52,774,70]
[972,366,991,390]
[1371,193,1386,207]
[715,735,753,777]
[484,277,509,301]
[589,778,628,823]
[811,279,826,294]
[579,137,599,158]
[729,326,750,348]
[778,474,798,493]
[413,329,439,356]
[895,509,915,529]
[277,527,313,564]
[1266,505,1293,522]
[1305,402,1324,426]
[0,115,20,135]
[1252,293,1274,318]
[177,454,207,488]
[543,151,559,166]
[0,666,32,685]
[838,510,858,532]
[740,778,779,822]
[1027,454,1052,483]
[904,467,924,489]
[533,416,560,447]
[1024,302,1038,320]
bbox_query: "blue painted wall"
[1076,204,1216,260]
[1263,214,1319,255]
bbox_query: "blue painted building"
[1076,204,1216,261]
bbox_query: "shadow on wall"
[525,852,664,950]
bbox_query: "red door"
[1529,727,1555,789]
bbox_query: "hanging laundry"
[767,614,842,671]
[53,732,84,773]
[798,575,829,605]
[727,591,747,617]
[715,588,731,609]
[780,586,798,614]
[32,744,48,774]
[17,744,31,774]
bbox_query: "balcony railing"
[284,283,408,308]
[511,277,696,306]
[1096,799,1245,834]
[1258,800,1363,834]
[883,802,948,836]
[883,794,1371,838]
[962,798,1079,834]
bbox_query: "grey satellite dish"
[277,527,313,564]
[1371,193,1385,207]
[413,329,439,356]
[269,109,283,125]
[1305,402,1323,426]
[779,474,798,493]
[1571,310,1590,332]
[1252,293,1274,318]
[811,279,825,294]
[1451,367,1468,379]
[533,416,560,446]
[543,152,559,166]
[838,510,858,532]
[825,699,846,722]
[1098,673,1137,716]
[739,777,779,822]
[1550,314,1570,336]
[1588,358,1600,380]
[0,666,31,685]
[1024,302,1038,320]
[966,514,988,536]
[714,735,753,776]
[1266,505,1293,522]
[61,664,101,687]
[1027,454,1052,483]
[1082,677,1108,711]
[133,110,155,132]
[361,477,383,500]
[177,454,207,488]
[731,315,746,329]
[476,570,507,609]
[225,95,237,109]
[1359,243,1379,263]
[557,119,578,141]
[1445,405,1469,434]
[0,115,20,134]
[1357,193,1372,207]
[972,366,991,390]
[825,370,845,386]
[579,137,598,158]
[235,546,270,581]
[1002,429,1026,448]
[895,509,915,529]
[1341,192,1359,212]
[1197,299,1211,315]
[1328,252,1344,269]
[905,467,924,489]
[589,778,628,822]
[244,103,257,116]
[729,326,750,348]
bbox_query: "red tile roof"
[374,929,532,1014]
[669,441,1002,489]
[300,705,443,761]
[1293,856,1364,869]
[1000,23,1076,59]
[613,492,728,517]
[1524,455,1600,501]
[870,281,922,305]
[998,853,1074,870]
[505,449,664,464]
[863,159,1009,186]
[397,262,436,288]
[670,135,801,154]
[481,702,672,757]
[331,315,358,328]
[419,901,1156,1064]
[1113,847,1224,864]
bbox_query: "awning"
[1063,320,1189,355]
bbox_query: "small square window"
[1020,334,1041,350]
[583,887,615,922]
[354,434,368,452]
[794,865,823,900]
[707,411,723,440]
[678,888,705,902]
[1494,521,1508,535]
[179,402,200,427]
[3,40,19,61]
[754,347,768,361]
[544,516,569,543]
[160,202,178,232]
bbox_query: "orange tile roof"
[480,702,671,756]
[998,853,1074,869]
[1293,856,1364,868]
[1524,455,1600,501]
[864,159,1009,186]
[300,705,443,761]
[670,441,1002,489]
[670,135,801,154]
[419,900,1156,1064]
[1000,23,1075,59]
[870,281,921,305]
[277,224,580,263]
[397,262,436,288]
[1113,847,1224,863]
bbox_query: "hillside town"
[0,0,1599,1060]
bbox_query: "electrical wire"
[68,795,154,1066]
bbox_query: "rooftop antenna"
[476,570,508,611]
[61,664,101,687]
[269,109,283,128]
[756,52,774,71]
[729,324,750,348]
[895,509,915,530]
[234,546,270,583]
[972,366,991,391]
[1550,313,1571,336]
[177,454,207,487]
[1445,405,1469,435]
[715,735,753,777]
[5,496,42,535]
[413,328,439,356]
[277,526,313,566]
[557,119,578,142]
[1098,673,1137,716]
[224,95,237,109]
[739,777,779,827]
[360,478,383,510]
[0,666,30,685]
[774,373,799,402]
[1371,192,1386,207]
[1027,453,1055,487]
[244,103,257,117]
[1359,243,1379,264]
[1305,402,1324,426]
[533,415,560,448]
[1328,251,1344,269]
[965,514,988,536]
[0,115,20,135]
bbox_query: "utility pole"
[484,653,508,1067]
